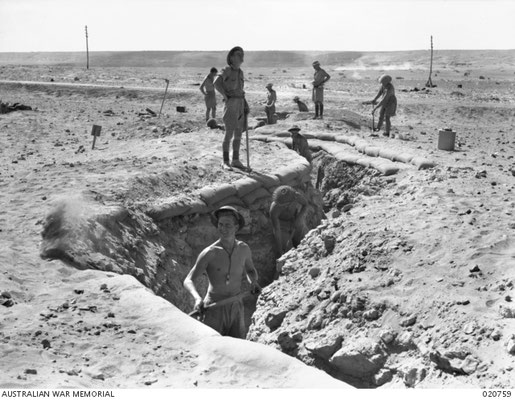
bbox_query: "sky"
[0,0,514,52]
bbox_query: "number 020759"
[482,391,512,398]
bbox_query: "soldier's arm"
[214,70,229,101]
[324,70,331,83]
[270,202,284,255]
[371,86,383,105]
[183,247,211,310]
[243,244,261,293]
[199,76,208,95]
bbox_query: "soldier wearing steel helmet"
[366,74,397,137]
[183,206,261,338]
[214,46,249,171]
[270,186,308,260]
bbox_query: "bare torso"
[204,239,248,298]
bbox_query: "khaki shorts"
[202,295,246,339]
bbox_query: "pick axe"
[158,79,170,118]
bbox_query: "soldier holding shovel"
[363,74,397,137]
[184,206,261,339]
[214,46,250,171]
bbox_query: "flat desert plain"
[0,50,515,389]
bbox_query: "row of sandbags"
[146,159,312,221]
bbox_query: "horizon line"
[1,48,515,54]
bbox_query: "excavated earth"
[1,54,515,388]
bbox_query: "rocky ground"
[1,51,515,388]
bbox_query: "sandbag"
[378,148,399,161]
[316,133,336,141]
[346,136,360,146]
[393,153,414,164]
[275,163,311,185]
[242,187,271,206]
[185,198,210,215]
[411,157,436,170]
[354,141,368,153]
[254,126,289,136]
[146,200,191,220]
[252,173,282,190]
[364,146,380,157]
[355,158,371,168]
[212,195,245,210]
[199,183,237,207]
[369,159,399,176]
[333,152,360,164]
[232,177,264,197]
[318,142,344,154]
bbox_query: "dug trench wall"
[40,157,324,314]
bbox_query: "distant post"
[91,125,101,149]
[425,35,433,88]
[85,25,89,70]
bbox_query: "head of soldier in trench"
[216,210,241,241]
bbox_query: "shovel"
[158,79,170,118]
[188,291,254,319]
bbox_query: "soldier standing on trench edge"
[214,46,250,171]
[183,206,261,339]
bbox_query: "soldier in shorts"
[183,206,261,339]
[311,61,331,119]
[264,83,277,124]
[214,46,249,170]
[200,67,218,121]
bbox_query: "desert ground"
[1,50,515,389]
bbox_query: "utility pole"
[426,35,433,88]
[85,25,89,70]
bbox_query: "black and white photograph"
[1,0,514,395]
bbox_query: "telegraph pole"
[426,35,433,88]
[85,25,89,70]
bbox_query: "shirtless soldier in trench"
[183,206,261,339]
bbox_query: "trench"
[40,149,383,380]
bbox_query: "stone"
[400,314,417,327]
[41,339,51,349]
[24,369,37,375]
[491,329,502,341]
[399,361,427,388]
[374,368,393,386]
[342,204,353,213]
[1,291,12,299]
[329,338,386,378]
[463,322,477,334]
[461,356,480,374]
[308,267,320,278]
[304,332,343,359]
[379,329,396,344]
[330,290,342,303]
[265,309,288,331]
[507,337,515,355]
[323,235,336,255]
[429,351,463,374]
[277,331,298,353]
[499,306,515,318]
[307,311,324,330]
[396,331,414,349]
[363,309,380,321]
